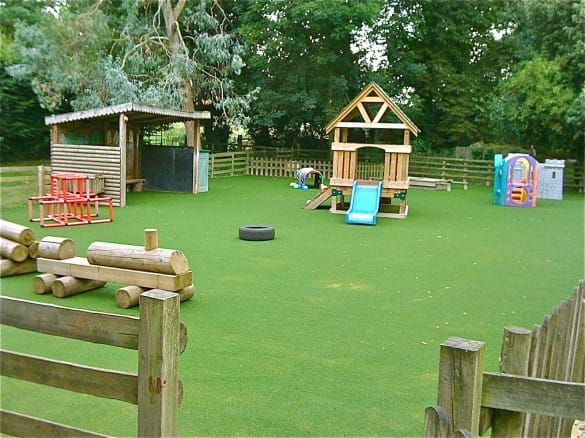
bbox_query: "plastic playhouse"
[291,167,325,190]
[493,154,539,207]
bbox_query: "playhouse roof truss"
[325,82,420,136]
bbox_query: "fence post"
[437,337,485,436]
[424,405,450,437]
[490,326,531,437]
[138,290,181,437]
[37,166,45,196]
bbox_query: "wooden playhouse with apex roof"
[306,82,420,218]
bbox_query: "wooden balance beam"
[36,257,192,291]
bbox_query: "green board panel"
[142,146,193,192]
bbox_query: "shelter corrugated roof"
[45,102,211,126]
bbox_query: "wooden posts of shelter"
[424,281,585,437]
[0,220,38,277]
[307,82,420,218]
[0,291,186,437]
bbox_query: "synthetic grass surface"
[1,176,583,436]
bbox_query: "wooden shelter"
[324,82,420,218]
[45,103,210,207]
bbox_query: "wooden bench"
[0,291,187,437]
[446,179,469,190]
[126,178,146,192]
[408,177,452,191]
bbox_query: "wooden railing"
[0,291,187,437]
[409,156,494,186]
[0,166,51,206]
[424,281,584,437]
[248,156,334,178]
[209,151,248,177]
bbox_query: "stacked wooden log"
[0,220,38,277]
[31,236,105,298]
[35,228,194,308]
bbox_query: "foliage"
[233,0,382,148]
[487,0,584,159]
[0,63,50,162]
[490,57,576,159]
[371,0,515,150]
[0,1,52,162]
[1,0,582,160]
[8,0,249,125]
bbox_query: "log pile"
[0,220,38,277]
[35,228,194,308]
[31,236,107,298]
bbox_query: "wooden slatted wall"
[51,144,122,206]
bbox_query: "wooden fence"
[424,280,584,437]
[1,156,583,206]
[209,151,249,177]
[248,156,334,178]
[212,154,585,192]
[0,166,51,206]
[409,156,494,186]
[0,291,187,437]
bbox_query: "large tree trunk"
[160,0,196,145]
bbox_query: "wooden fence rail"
[0,291,187,437]
[209,151,248,177]
[409,156,494,186]
[0,166,51,206]
[424,280,585,437]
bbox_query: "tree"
[233,0,382,148]
[0,0,52,162]
[8,0,249,137]
[371,0,515,150]
[488,0,584,158]
[492,57,575,157]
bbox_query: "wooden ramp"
[304,187,333,209]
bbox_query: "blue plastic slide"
[345,180,382,225]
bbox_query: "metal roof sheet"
[45,102,211,125]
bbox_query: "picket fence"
[1,154,583,206]
[425,281,584,437]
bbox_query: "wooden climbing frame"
[28,173,113,227]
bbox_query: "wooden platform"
[330,206,408,220]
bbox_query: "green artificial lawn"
[1,176,583,436]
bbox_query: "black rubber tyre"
[239,225,275,241]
